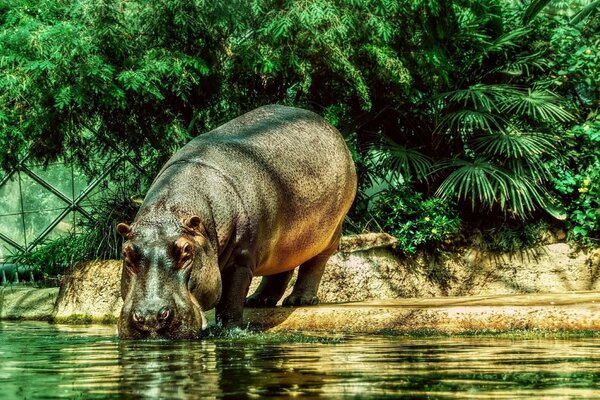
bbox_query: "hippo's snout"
[131,305,173,333]
[119,295,207,339]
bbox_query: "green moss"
[204,326,345,344]
[50,314,118,325]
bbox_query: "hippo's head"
[116,216,221,339]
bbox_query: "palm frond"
[500,89,574,122]
[570,0,600,24]
[485,27,531,53]
[470,130,556,158]
[500,174,540,216]
[369,139,433,181]
[505,157,553,184]
[490,53,548,77]
[437,84,521,112]
[523,0,553,24]
[434,158,561,218]
[435,158,508,211]
[437,110,508,135]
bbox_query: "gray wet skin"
[117,105,357,339]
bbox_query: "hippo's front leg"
[216,263,253,328]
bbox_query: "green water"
[2,322,600,399]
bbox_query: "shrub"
[367,185,461,254]
[551,119,599,246]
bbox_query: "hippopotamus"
[116,105,357,339]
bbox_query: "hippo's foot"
[245,271,293,308]
[282,294,319,307]
[245,295,279,308]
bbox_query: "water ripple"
[2,321,600,399]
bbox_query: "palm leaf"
[500,174,540,216]
[485,27,531,53]
[571,0,600,24]
[523,0,553,24]
[370,139,433,181]
[434,158,561,218]
[437,84,521,112]
[490,53,548,77]
[500,89,574,122]
[505,158,553,184]
[437,110,507,135]
[435,158,508,211]
[470,130,556,158]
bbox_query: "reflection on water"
[2,321,600,399]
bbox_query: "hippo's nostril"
[157,307,171,323]
[132,310,144,324]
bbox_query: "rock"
[250,238,600,302]
[52,234,600,323]
[338,232,398,252]
[0,287,58,320]
[53,260,122,323]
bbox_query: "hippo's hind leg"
[245,271,294,308]
[282,225,341,307]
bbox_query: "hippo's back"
[155,105,357,275]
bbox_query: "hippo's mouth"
[118,309,208,340]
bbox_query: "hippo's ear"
[117,223,132,239]
[182,216,206,237]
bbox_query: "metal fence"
[0,153,142,266]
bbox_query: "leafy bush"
[367,185,461,254]
[552,119,599,245]
[8,235,87,278]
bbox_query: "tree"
[0,0,594,229]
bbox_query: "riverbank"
[2,233,599,334]
[2,286,600,334]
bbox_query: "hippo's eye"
[124,258,138,274]
[174,238,194,269]
[122,244,140,274]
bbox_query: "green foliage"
[368,185,461,254]
[523,0,600,24]
[551,119,600,245]
[0,0,598,261]
[549,24,599,109]
[8,234,86,277]
[0,0,229,173]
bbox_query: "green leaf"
[522,0,553,25]
[570,0,600,25]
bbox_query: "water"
[2,322,600,399]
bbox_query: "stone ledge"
[3,286,600,334]
[0,287,58,320]
[239,292,600,333]
[4,233,600,334]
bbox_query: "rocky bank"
[2,233,599,334]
